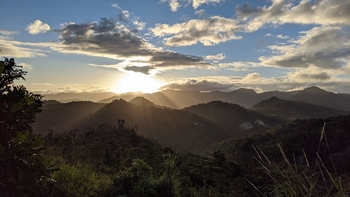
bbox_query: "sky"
[1,0,350,94]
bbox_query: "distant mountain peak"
[129,97,155,107]
[268,96,282,102]
[235,88,257,94]
[302,86,329,94]
[251,96,283,109]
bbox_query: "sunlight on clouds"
[26,20,50,35]
[150,16,242,46]
[112,73,164,93]
[0,37,46,58]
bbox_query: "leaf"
[0,61,4,78]
[13,132,28,143]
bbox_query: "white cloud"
[237,0,350,32]
[18,62,33,70]
[218,61,255,71]
[132,19,146,31]
[204,53,226,60]
[191,0,224,9]
[259,26,350,69]
[150,16,242,46]
[195,9,206,18]
[26,20,50,35]
[170,0,180,12]
[160,0,223,11]
[277,34,289,39]
[111,3,121,9]
[0,30,19,35]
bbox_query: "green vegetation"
[2,58,350,196]
[0,58,54,196]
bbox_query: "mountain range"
[33,87,349,152]
[44,86,350,111]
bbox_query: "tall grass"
[50,156,113,197]
[248,122,350,197]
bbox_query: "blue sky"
[1,0,350,94]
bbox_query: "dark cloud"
[124,66,154,74]
[54,17,211,72]
[297,72,331,81]
[235,3,264,17]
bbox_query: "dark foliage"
[0,58,54,196]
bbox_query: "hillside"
[206,115,350,174]
[289,86,350,111]
[129,96,156,107]
[32,101,105,134]
[183,101,283,138]
[251,96,348,120]
[76,99,229,152]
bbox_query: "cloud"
[18,62,33,70]
[32,84,108,94]
[0,30,19,35]
[111,3,121,9]
[276,34,289,39]
[259,26,350,69]
[160,0,180,12]
[287,66,332,83]
[119,10,130,22]
[150,16,242,46]
[51,17,213,74]
[26,20,50,35]
[161,78,235,92]
[31,83,54,86]
[204,53,225,61]
[124,66,155,74]
[218,61,256,71]
[0,36,46,58]
[191,0,224,9]
[236,0,350,32]
[160,68,350,93]
[170,0,181,12]
[195,9,207,18]
[161,0,223,11]
[132,19,146,31]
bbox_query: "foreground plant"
[248,123,350,197]
[0,58,55,196]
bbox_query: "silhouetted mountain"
[129,97,156,107]
[32,101,105,134]
[289,86,350,111]
[251,96,348,120]
[183,101,283,138]
[77,99,230,152]
[45,87,350,111]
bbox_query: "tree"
[0,58,54,196]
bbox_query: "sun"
[112,73,164,94]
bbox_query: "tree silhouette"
[0,58,54,196]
